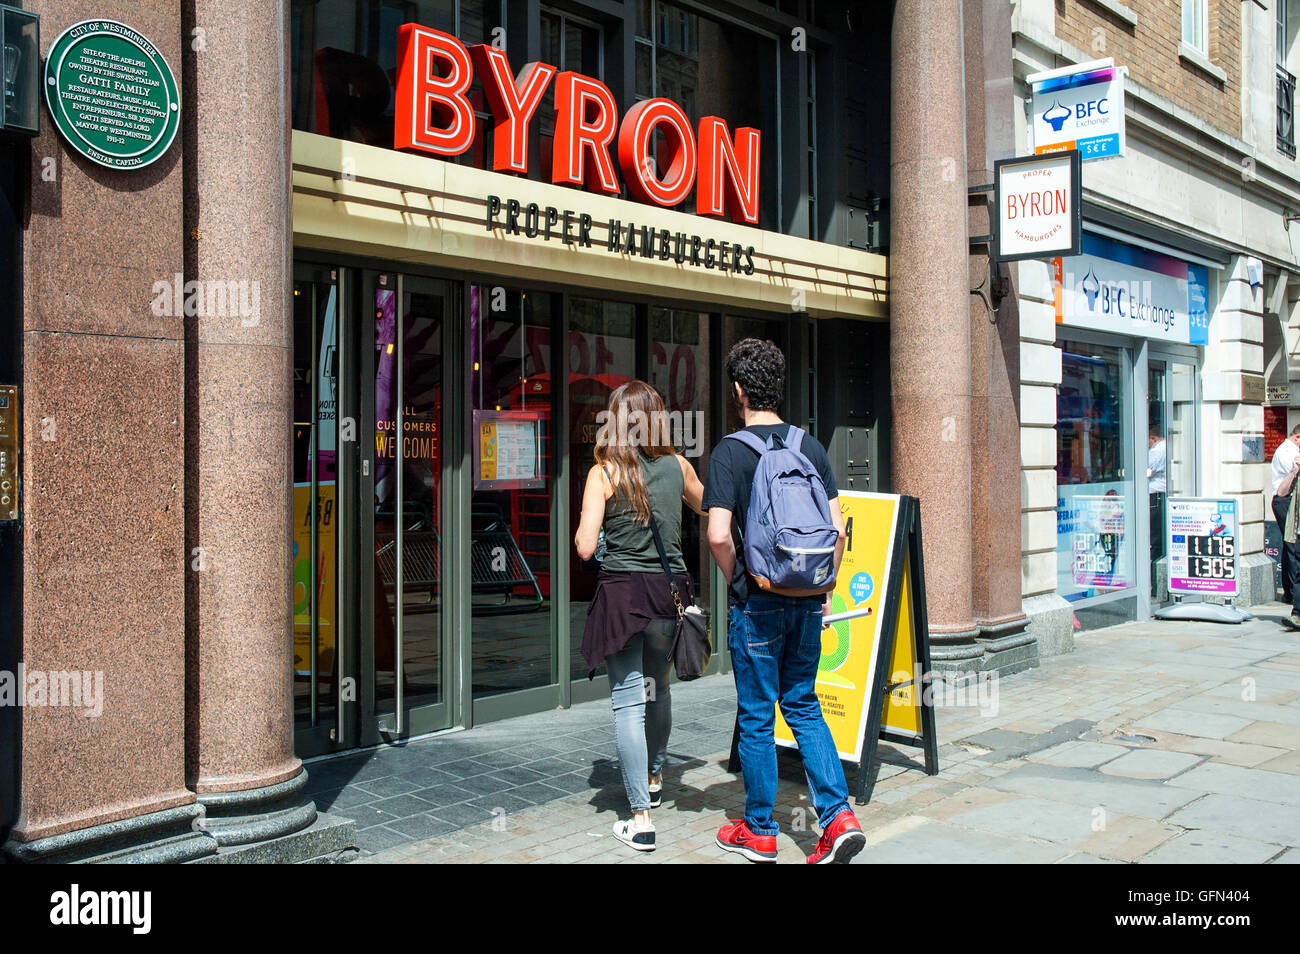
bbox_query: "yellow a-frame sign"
[731,492,938,803]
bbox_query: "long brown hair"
[593,380,675,525]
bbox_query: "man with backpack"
[703,337,866,864]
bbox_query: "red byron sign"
[394,24,761,225]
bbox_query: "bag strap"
[786,425,805,454]
[646,511,685,620]
[723,430,768,456]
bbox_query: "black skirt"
[580,567,694,676]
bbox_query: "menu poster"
[474,410,546,490]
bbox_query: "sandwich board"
[728,492,938,804]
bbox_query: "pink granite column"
[184,0,302,810]
[964,0,1031,654]
[4,1,203,862]
[890,0,979,652]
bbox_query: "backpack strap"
[786,426,805,454]
[723,430,769,456]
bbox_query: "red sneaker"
[807,809,866,864]
[715,819,778,863]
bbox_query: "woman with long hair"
[575,380,705,852]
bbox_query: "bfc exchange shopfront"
[286,29,888,758]
[1053,227,1215,628]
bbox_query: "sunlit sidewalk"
[343,606,1300,864]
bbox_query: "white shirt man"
[1147,436,1166,494]
[1270,428,1300,621]
[1273,433,1300,496]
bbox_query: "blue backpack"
[725,426,839,596]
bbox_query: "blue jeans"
[729,592,851,835]
[606,619,675,812]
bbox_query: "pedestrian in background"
[1270,424,1300,627]
[575,380,705,852]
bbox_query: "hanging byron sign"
[993,150,1082,262]
[1053,233,1211,346]
[44,19,180,170]
[394,24,761,224]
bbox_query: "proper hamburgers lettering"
[484,196,758,275]
[394,23,762,225]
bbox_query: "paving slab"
[1076,813,1181,862]
[1255,749,1300,775]
[1168,695,1300,727]
[1137,830,1285,864]
[1226,720,1300,748]
[1164,794,1300,847]
[946,795,1100,847]
[983,763,1203,820]
[1130,708,1255,740]
[1029,740,1129,768]
[857,818,1066,864]
[1137,730,1285,767]
[1164,761,1300,806]
[1098,749,1205,780]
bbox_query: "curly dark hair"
[725,338,785,412]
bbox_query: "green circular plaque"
[44,19,181,170]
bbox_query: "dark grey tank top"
[603,454,686,573]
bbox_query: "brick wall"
[1053,0,1241,137]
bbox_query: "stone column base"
[2,804,212,864]
[196,770,317,848]
[2,771,356,864]
[929,618,1039,677]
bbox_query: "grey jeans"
[605,618,676,812]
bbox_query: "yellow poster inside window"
[479,420,498,482]
[293,483,337,677]
[775,491,920,762]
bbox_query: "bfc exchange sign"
[1054,233,1210,346]
[1030,59,1126,161]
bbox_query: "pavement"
[306,603,1300,864]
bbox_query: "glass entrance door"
[1147,356,1198,605]
[293,267,457,757]
[1056,340,1137,625]
[293,264,345,753]
[361,271,455,743]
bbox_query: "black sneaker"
[613,818,656,851]
[648,776,663,808]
